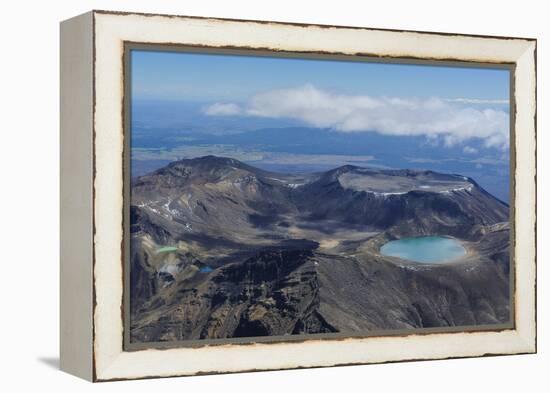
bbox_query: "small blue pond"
[199,266,214,273]
[380,236,466,264]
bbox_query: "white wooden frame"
[60,10,537,382]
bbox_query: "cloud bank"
[203,85,509,149]
[203,102,242,116]
[445,98,509,105]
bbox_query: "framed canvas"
[60,10,537,382]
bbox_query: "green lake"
[155,246,178,254]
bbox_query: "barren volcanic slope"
[129,156,510,343]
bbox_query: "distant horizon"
[130,49,511,202]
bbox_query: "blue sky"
[131,50,510,103]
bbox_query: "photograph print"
[127,48,512,346]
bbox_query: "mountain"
[129,156,510,342]
[131,125,511,202]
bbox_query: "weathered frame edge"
[59,11,95,382]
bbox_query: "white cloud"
[204,85,510,149]
[463,146,478,154]
[445,98,509,105]
[203,102,242,116]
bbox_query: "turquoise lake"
[380,236,466,264]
